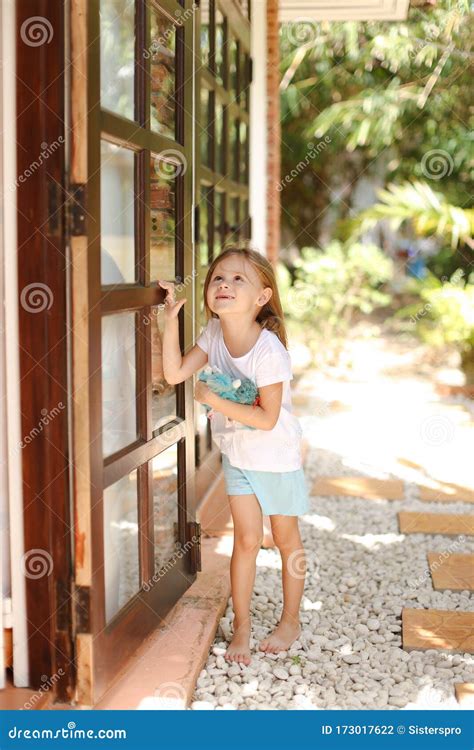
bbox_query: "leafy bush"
[281,242,393,364]
[396,269,474,382]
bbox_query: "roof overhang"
[279,1,411,22]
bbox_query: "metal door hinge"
[67,183,87,236]
[187,521,202,573]
[71,583,91,634]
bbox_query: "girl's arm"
[195,380,283,431]
[159,280,208,384]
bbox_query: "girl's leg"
[262,515,276,548]
[225,493,263,665]
[259,515,306,653]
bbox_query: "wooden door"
[70,0,199,705]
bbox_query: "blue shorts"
[221,453,311,517]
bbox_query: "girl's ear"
[257,287,273,306]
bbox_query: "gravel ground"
[191,327,474,710]
[191,461,473,710]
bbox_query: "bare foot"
[259,620,301,654]
[225,623,251,665]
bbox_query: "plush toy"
[198,365,260,429]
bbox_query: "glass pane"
[239,121,248,182]
[199,186,212,267]
[150,9,176,139]
[200,87,212,169]
[151,444,180,575]
[196,397,211,466]
[230,119,239,181]
[215,102,225,174]
[229,36,238,101]
[229,196,240,241]
[103,469,139,623]
[201,0,211,68]
[242,198,249,238]
[150,304,177,431]
[102,311,137,457]
[215,8,225,86]
[215,191,225,251]
[150,153,176,285]
[241,52,250,111]
[101,141,136,284]
[100,0,135,120]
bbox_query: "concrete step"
[427,552,474,591]
[402,608,474,654]
[398,511,474,536]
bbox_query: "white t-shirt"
[195,317,303,472]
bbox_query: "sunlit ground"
[290,319,472,490]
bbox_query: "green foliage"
[279,0,473,248]
[349,181,474,249]
[396,269,474,380]
[282,242,393,363]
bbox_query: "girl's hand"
[158,279,186,320]
[194,379,217,407]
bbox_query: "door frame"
[15,0,74,699]
[70,0,200,705]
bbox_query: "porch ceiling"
[279,0,410,22]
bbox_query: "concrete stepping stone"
[312,476,404,500]
[454,683,474,707]
[420,484,474,505]
[427,553,474,591]
[402,608,474,654]
[398,511,474,536]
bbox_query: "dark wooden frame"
[15,0,74,699]
[70,0,198,705]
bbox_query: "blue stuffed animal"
[198,365,260,430]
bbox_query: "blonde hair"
[202,245,288,349]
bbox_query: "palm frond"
[349,181,474,249]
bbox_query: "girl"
[158,247,310,666]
